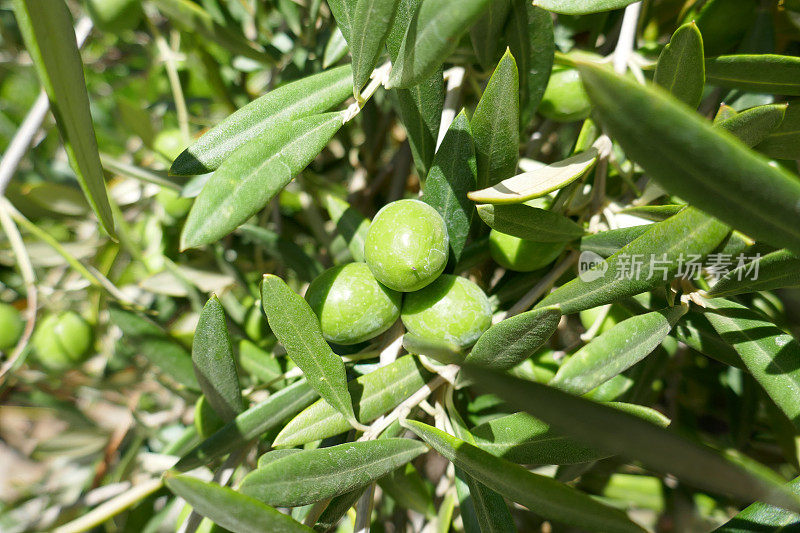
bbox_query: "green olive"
[578,305,633,335]
[244,304,269,343]
[364,199,449,292]
[0,303,24,351]
[32,311,93,370]
[489,230,565,272]
[85,0,142,33]
[194,395,224,439]
[539,68,591,122]
[156,189,193,219]
[153,128,188,162]
[306,262,401,345]
[401,275,492,348]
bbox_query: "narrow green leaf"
[108,306,198,390]
[538,208,730,314]
[238,225,324,282]
[472,49,520,188]
[260,275,357,427]
[403,420,646,533]
[468,146,599,204]
[323,27,349,69]
[385,0,444,178]
[476,204,585,242]
[322,194,370,262]
[257,449,303,469]
[13,0,116,239]
[579,225,650,258]
[164,475,312,533]
[694,0,755,56]
[756,101,800,160]
[387,0,492,88]
[617,205,685,222]
[506,1,554,126]
[403,334,464,364]
[709,249,800,297]
[422,110,477,263]
[240,439,428,506]
[192,296,243,422]
[714,103,739,122]
[314,488,364,532]
[673,311,744,369]
[714,476,800,532]
[175,380,317,471]
[327,0,357,42]
[704,298,800,431]
[171,66,352,175]
[463,365,800,513]
[716,104,788,147]
[379,463,436,517]
[181,112,343,249]
[351,0,400,94]
[533,0,637,15]
[470,0,511,69]
[274,355,431,446]
[654,22,705,108]
[705,54,800,96]
[577,61,800,255]
[549,305,688,395]
[467,306,561,369]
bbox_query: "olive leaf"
[467,306,561,369]
[387,0,492,88]
[260,275,358,428]
[315,489,365,531]
[672,311,743,369]
[507,1,554,126]
[181,112,344,249]
[171,66,352,175]
[470,0,511,70]
[327,0,357,41]
[708,249,800,297]
[694,0,754,57]
[705,54,800,96]
[13,0,116,239]
[714,477,800,532]
[577,61,800,256]
[240,439,428,506]
[257,449,303,469]
[549,305,688,395]
[579,225,650,258]
[471,49,520,189]
[617,205,685,222]
[386,0,444,178]
[538,208,730,314]
[756,101,800,160]
[274,355,431,446]
[403,334,464,364]
[322,194,370,263]
[323,27,349,68]
[716,104,787,148]
[108,306,198,390]
[463,364,800,513]
[379,463,436,517]
[164,475,312,533]
[350,0,400,95]
[403,420,646,533]
[704,298,800,432]
[422,110,477,264]
[654,22,705,108]
[174,381,317,471]
[468,146,599,204]
[476,204,585,242]
[238,225,324,282]
[532,0,638,15]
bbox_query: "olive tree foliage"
[2,0,800,531]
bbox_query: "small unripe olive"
[306,262,401,345]
[153,128,187,162]
[156,189,193,219]
[401,275,492,348]
[365,199,449,292]
[194,395,224,438]
[0,303,24,351]
[539,68,591,122]
[244,304,269,343]
[32,312,93,370]
[489,230,565,272]
[85,0,142,33]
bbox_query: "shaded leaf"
[314,489,364,532]
[322,194,370,262]
[379,463,436,517]
[577,61,800,255]
[756,101,800,160]
[13,0,116,238]
[507,1,554,126]
[164,475,312,533]
[403,334,464,364]
[579,225,650,258]
[323,27,349,68]
[238,224,324,282]
[422,110,477,263]
[705,55,800,96]
[470,0,511,69]
[714,477,800,532]
[716,104,787,147]
[672,311,744,369]
[532,0,637,15]
[240,439,427,506]
[171,66,352,175]
[181,113,343,249]
[476,203,585,242]
[403,420,646,532]
[192,296,243,422]
[351,0,400,94]
[654,22,705,108]
[327,0,357,42]
[617,205,684,222]
[709,249,800,297]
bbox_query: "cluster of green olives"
[305,199,493,349]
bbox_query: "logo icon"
[578,251,608,282]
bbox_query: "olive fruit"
[85,0,142,33]
[305,262,401,345]
[401,275,492,348]
[194,395,224,438]
[0,303,24,351]
[364,199,449,292]
[579,305,633,336]
[539,68,591,122]
[156,189,193,219]
[32,311,93,370]
[153,128,187,162]
[489,230,565,272]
